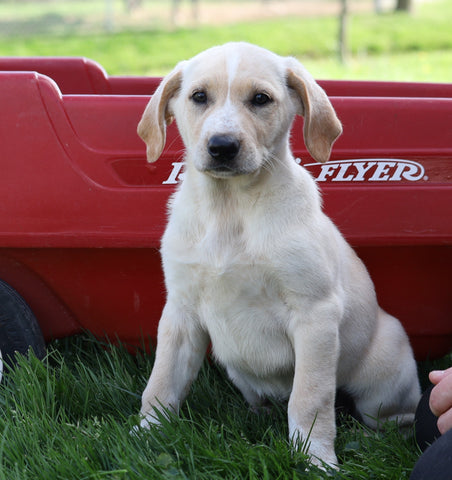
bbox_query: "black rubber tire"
[0,279,46,374]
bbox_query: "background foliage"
[0,0,451,80]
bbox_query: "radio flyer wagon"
[0,57,451,371]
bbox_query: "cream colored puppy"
[137,42,420,468]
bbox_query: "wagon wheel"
[0,279,46,381]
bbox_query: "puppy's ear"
[137,65,184,163]
[286,61,342,163]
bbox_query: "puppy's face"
[138,43,342,175]
[172,45,297,178]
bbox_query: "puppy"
[136,42,420,468]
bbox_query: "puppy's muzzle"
[206,135,241,175]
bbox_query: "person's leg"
[415,385,441,451]
[410,428,452,480]
[410,385,452,480]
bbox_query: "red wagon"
[0,57,451,366]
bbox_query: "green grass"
[0,335,449,479]
[0,0,451,81]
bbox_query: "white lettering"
[316,164,338,181]
[161,159,426,184]
[368,162,396,181]
[332,163,354,181]
[353,162,376,181]
[162,162,185,184]
[390,163,405,181]
[395,162,425,181]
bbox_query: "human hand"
[429,367,452,435]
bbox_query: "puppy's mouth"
[202,162,262,179]
[203,164,244,178]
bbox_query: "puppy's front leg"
[288,309,340,469]
[140,304,209,428]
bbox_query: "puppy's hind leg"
[347,309,421,430]
[139,304,209,428]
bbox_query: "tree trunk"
[338,0,348,64]
[105,0,114,31]
[395,0,413,13]
[374,0,383,14]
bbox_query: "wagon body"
[1,57,451,359]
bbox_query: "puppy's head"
[138,43,342,178]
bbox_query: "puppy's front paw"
[290,427,338,471]
[308,443,339,472]
[139,413,160,429]
[130,412,161,436]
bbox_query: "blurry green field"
[0,0,451,81]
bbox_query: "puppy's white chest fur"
[163,205,297,397]
[203,266,294,370]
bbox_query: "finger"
[429,367,452,385]
[437,407,452,435]
[429,373,452,417]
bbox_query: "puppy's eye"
[191,91,208,104]
[251,93,272,106]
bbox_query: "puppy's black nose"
[207,135,240,161]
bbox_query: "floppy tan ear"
[137,67,183,163]
[286,62,342,163]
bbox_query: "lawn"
[0,0,451,80]
[1,335,449,480]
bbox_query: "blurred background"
[0,0,450,81]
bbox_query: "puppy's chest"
[166,233,295,374]
[169,227,277,297]
[174,238,281,304]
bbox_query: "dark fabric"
[410,385,452,480]
[410,428,452,480]
[415,385,441,451]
